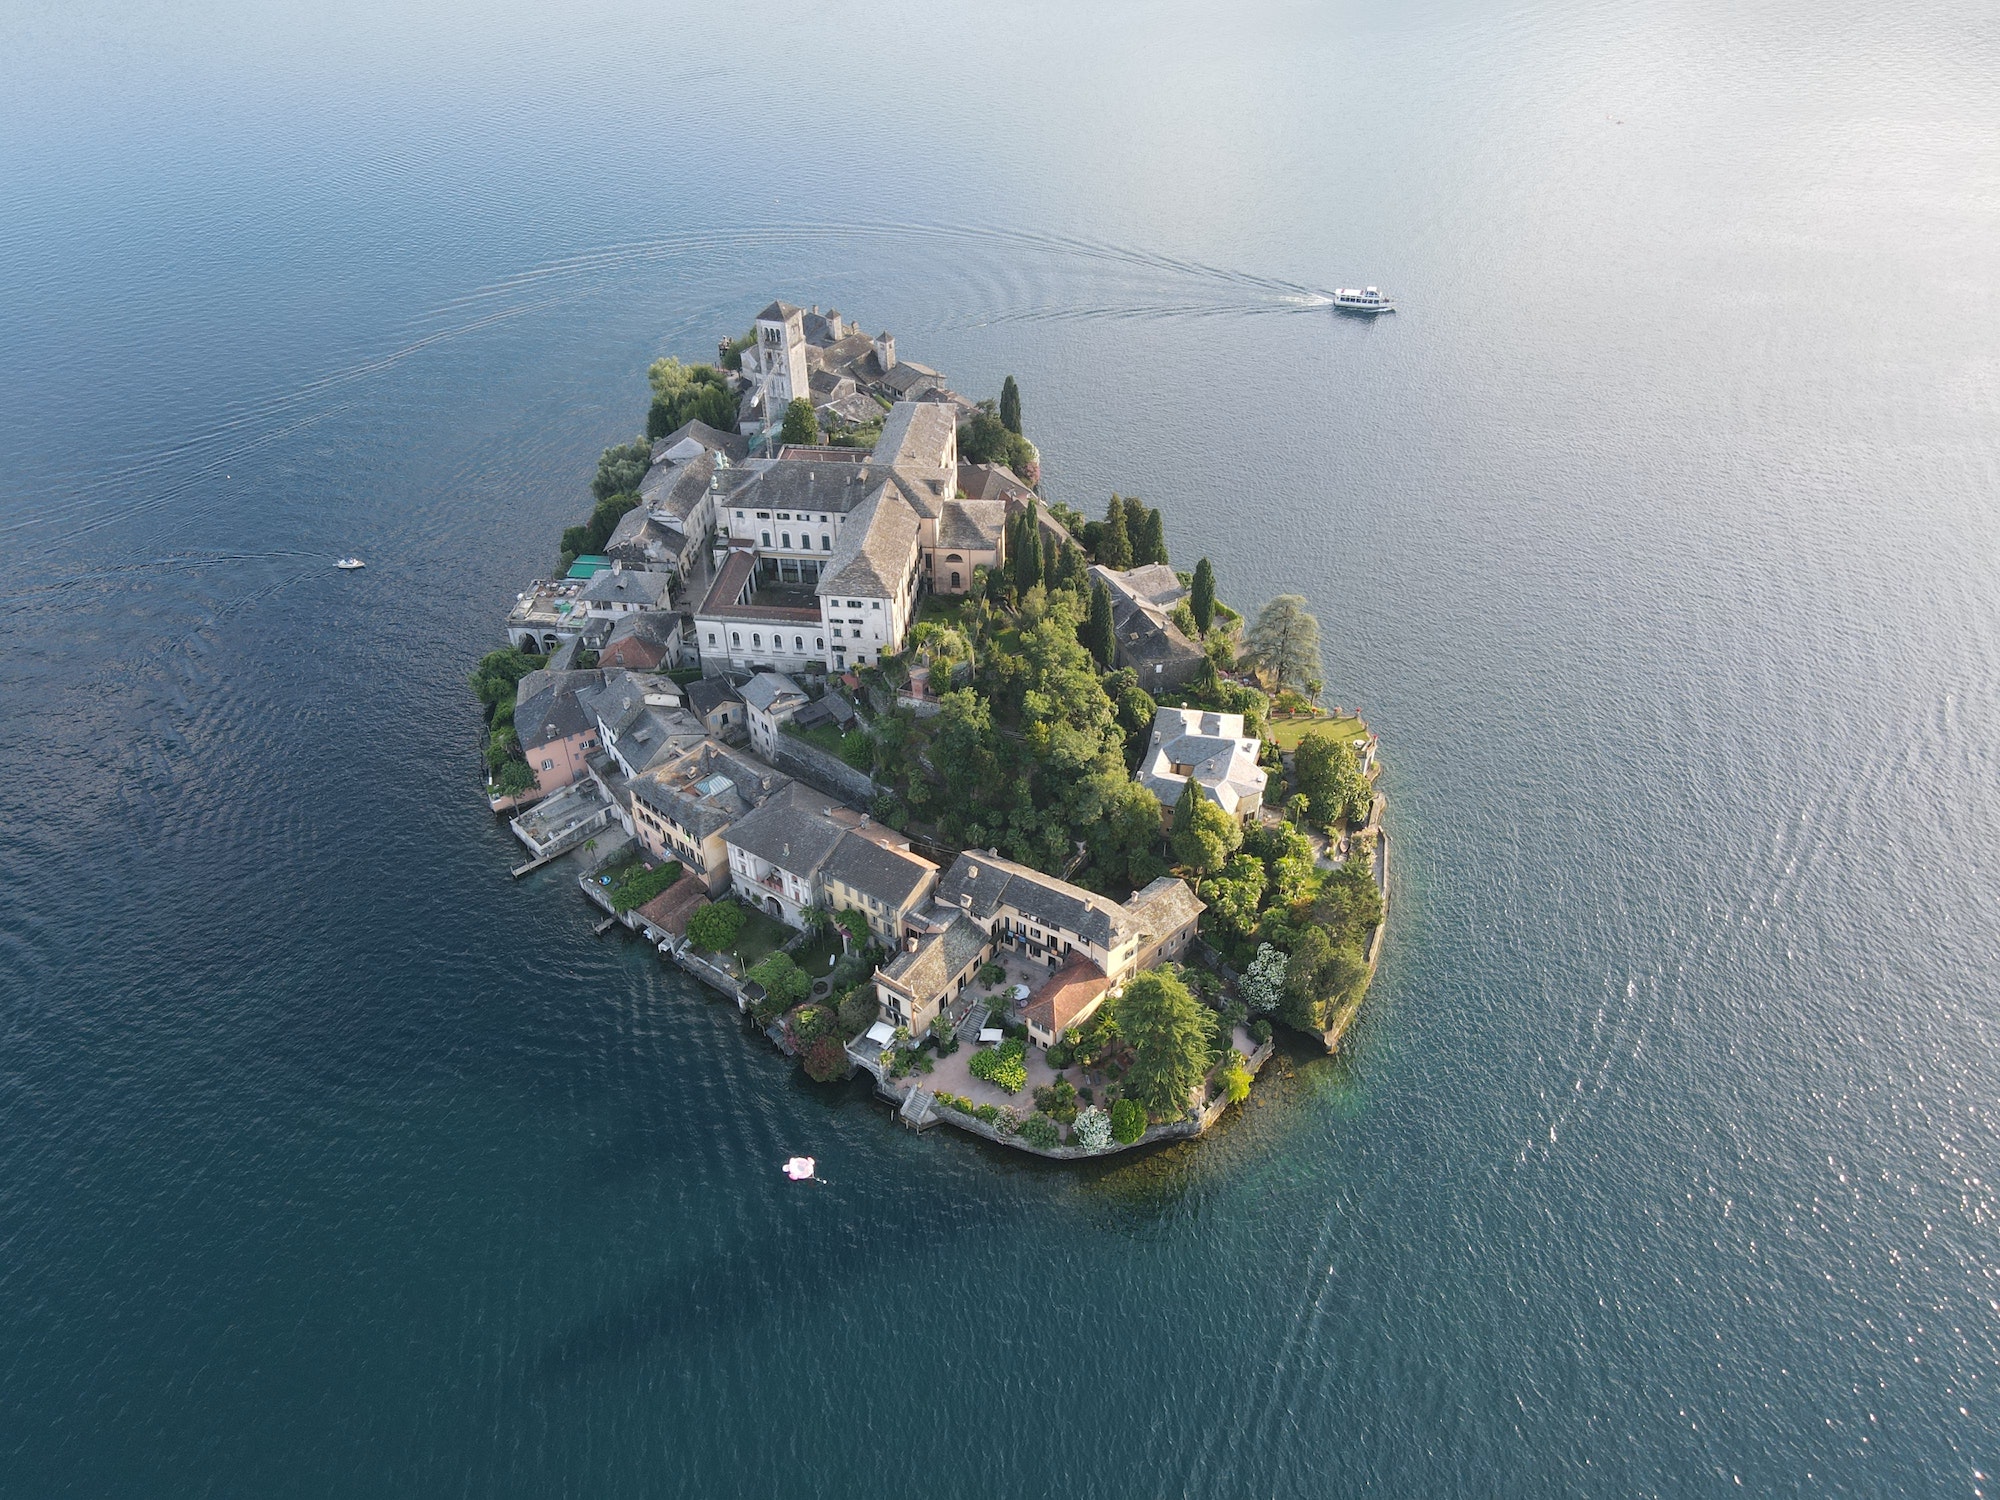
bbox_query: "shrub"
[977,962,1007,987]
[1073,1106,1113,1150]
[610,860,684,913]
[1110,1098,1147,1144]
[968,1038,1027,1093]
[974,1103,1001,1124]
[791,1004,837,1045]
[1033,1079,1079,1125]
[745,953,811,1013]
[1217,1050,1252,1104]
[1017,1114,1061,1149]
[1251,1019,1273,1045]
[837,984,878,1038]
[685,900,744,953]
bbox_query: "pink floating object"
[783,1156,816,1181]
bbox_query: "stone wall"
[768,733,880,808]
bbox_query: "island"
[472,300,1388,1158]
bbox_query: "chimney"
[906,936,918,953]
[874,332,895,372]
[827,309,845,339]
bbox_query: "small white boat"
[335,557,366,570]
[1331,286,1395,313]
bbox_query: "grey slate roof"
[933,851,1132,950]
[875,401,956,473]
[716,459,882,518]
[685,675,743,720]
[638,449,717,524]
[650,419,747,465]
[815,485,922,599]
[756,300,803,324]
[740,671,807,714]
[612,706,706,774]
[879,913,989,1005]
[631,742,787,841]
[605,611,681,652]
[721,786,846,876]
[1122,875,1206,940]
[514,668,607,748]
[580,567,673,610]
[822,832,935,913]
[937,499,1005,551]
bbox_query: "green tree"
[1131,504,1167,567]
[1000,374,1022,434]
[685,900,744,953]
[1190,558,1216,635]
[1110,1097,1147,1144]
[646,357,737,438]
[780,397,820,446]
[1170,779,1241,877]
[1116,969,1212,1115]
[1277,927,1369,1034]
[1242,594,1322,695]
[1201,853,1267,940]
[1011,501,1043,596]
[837,983,878,1037]
[1293,729,1372,831]
[1086,779,1167,886]
[1082,580,1116,669]
[592,438,652,501]
[745,953,811,1018]
[469,647,546,715]
[1097,495,1132,569]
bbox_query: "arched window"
[753,633,763,648]
[795,636,804,650]
[950,571,961,589]
[782,533,791,549]
[946,553,963,562]
[731,632,740,646]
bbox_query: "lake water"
[3,0,1997,1493]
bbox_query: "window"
[832,628,842,639]
[753,633,762,647]
[847,600,861,609]
[761,532,771,547]
[816,637,824,649]
[731,632,740,646]
[781,533,791,549]
[735,510,745,520]
[778,512,791,521]
[794,636,803,650]
[707,632,716,645]
[950,571,961,589]
[541,760,553,771]
[872,601,881,611]
[946,553,962,562]
[756,511,770,519]
[821,535,831,551]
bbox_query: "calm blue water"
[4,1,1998,1494]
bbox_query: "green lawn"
[789,929,845,983]
[917,594,966,627]
[1267,713,1367,754]
[728,906,795,968]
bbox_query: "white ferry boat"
[335,557,365,570]
[1331,286,1395,313]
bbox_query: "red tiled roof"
[1023,956,1110,1036]
[636,872,711,939]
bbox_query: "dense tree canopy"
[592,438,652,502]
[1293,729,1372,831]
[685,900,744,954]
[646,357,737,439]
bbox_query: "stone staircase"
[900,1087,938,1130]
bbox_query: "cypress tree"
[1084,580,1116,668]
[1191,557,1216,634]
[1132,505,1166,566]
[1000,375,1022,435]
[1058,539,1088,593]
[1099,495,1132,570]
[1012,501,1043,596]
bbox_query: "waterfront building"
[1091,562,1208,690]
[1135,707,1268,821]
[512,667,605,799]
[627,741,790,893]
